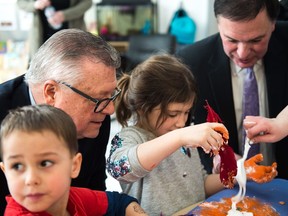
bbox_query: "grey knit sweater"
[107,126,208,216]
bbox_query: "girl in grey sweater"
[107,54,227,216]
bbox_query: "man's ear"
[43,80,59,106]
[71,153,82,179]
[0,162,5,174]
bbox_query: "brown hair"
[0,105,78,158]
[214,0,280,22]
[115,54,197,132]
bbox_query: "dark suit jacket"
[176,22,288,178]
[0,75,110,215]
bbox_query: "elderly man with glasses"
[0,29,121,215]
[58,82,121,113]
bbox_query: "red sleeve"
[5,196,51,215]
[68,187,108,215]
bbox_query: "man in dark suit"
[0,29,121,214]
[177,0,288,179]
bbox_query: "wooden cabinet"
[108,41,129,53]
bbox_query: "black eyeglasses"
[59,82,121,113]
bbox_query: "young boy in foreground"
[0,104,147,216]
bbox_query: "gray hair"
[25,29,121,85]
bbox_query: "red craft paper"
[204,100,237,188]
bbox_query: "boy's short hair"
[0,105,78,158]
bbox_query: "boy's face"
[0,130,81,214]
[147,102,192,137]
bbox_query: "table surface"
[188,178,288,215]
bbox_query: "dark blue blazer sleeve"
[105,192,138,216]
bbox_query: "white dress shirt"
[231,60,275,164]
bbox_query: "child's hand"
[211,125,229,155]
[183,122,227,154]
[244,154,277,183]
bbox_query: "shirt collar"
[28,88,37,105]
[231,60,263,74]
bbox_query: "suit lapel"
[206,39,240,150]
[264,31,288,117]
[11,75,31,107]
[207,40,236,121]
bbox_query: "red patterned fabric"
[204,100,237,188]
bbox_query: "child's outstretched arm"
[107,122,227,182]
[137,122,227,171]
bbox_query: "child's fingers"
[213,125,229,141]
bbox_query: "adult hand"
[34,0,51,10]
[47,11,64,28]
[244,153,277,183]
[244,116,287,143]
[53,11,65,23]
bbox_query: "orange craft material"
[244,153,278,183]
[193,196,279,216]
[204,100,237,188]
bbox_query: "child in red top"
[0,105,147,216]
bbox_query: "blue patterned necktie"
[242,67,260,158]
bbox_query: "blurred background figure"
[17,0,92,58]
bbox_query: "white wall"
[87,0,218,42]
